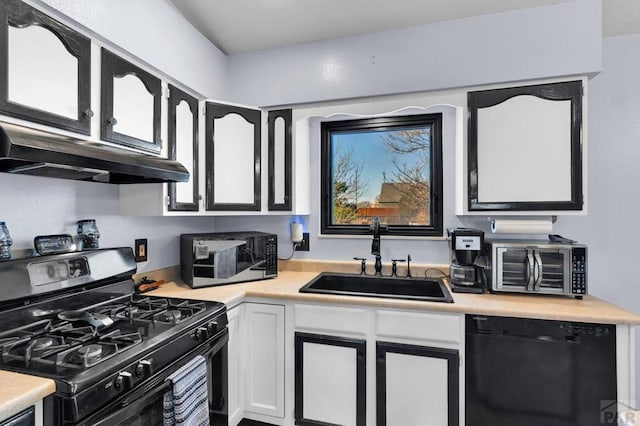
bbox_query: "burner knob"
[135,359,153,378]
[195,326,209,340]
[114,371,133,391]
[207,321,219,334]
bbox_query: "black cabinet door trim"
[0,0,91,135]
[467,80,583,211]
[376,341,459,426]
[205,101,261,211]
[100,48,162,153]
[167,85,199,211]
[295,332,366,426]
[267,109,292,211]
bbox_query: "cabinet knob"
[198,195,203,201]
[107,117,118,126]
[83,109,94,118]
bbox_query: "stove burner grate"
[58,343,117,368]
[31,337,57,351]
[77,344,103,360]
[1,334,73,366]
[0,295,212,371]
[155,309,183,323]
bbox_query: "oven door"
[493,246,571,294]
[78,330,228,426]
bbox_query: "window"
[321,113,443,237]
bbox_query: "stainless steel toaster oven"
[487,240,587,298]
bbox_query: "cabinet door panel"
[112,74,154,142]
[385,352,448,426]
[168,85,199,211]
[376,342,459,426]
[205,102,261,211]
[295,333,366,426]
[476,96,572,203]
[100,48,161,153]
[467,80,583,211]
[214,113,254,203]
[8,25,77,120]
[244,304,284,417]
[268,109,292,211]
[0,0,91,134]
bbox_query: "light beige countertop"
[149,269,640,325]
[3,260,639,420]
[0,371,54,420]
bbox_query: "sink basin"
[299,272,454,303]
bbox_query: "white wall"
[553,34,640,315]
[553,34,640,401]
[228,0,602,107]
[31,0,228,98]
[0,173,218,271]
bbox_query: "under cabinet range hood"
[0,122,189,184]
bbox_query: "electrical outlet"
[295,233,310,251]
[134,239,148,262]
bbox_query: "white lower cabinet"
[0,400,42,426]
[243,303,285,421]
[294,333,366,426]
[226,307,243,426]
[376,342,459,426]
[293,303,463,426]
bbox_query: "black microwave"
[180,231,277,288]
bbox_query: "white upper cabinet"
[205,101,261,211]
[168,85,199,211]
[268,109,292,211]
[100,48,162,153]
[119,99,304,216]
[0,0,91,134]
[464,79,585,214]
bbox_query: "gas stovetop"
[0,294,223,373]
[0,248,226,394]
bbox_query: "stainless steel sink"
[299,272,454,303]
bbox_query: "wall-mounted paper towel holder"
[488,216,557,235]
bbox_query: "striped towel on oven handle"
[163,355,210,426]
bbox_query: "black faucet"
[370,217,387,276]
[353,257,367,275]
[391,259,406,277]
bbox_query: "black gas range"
[0,247,228,425]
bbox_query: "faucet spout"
[369,217,387,275]
[371,238,380,256]
[370,217,383,255]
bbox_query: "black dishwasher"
[466,315,617,426]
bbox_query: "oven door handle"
[533,250,543,291]
[525,249,536,291]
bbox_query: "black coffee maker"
[448,228,486,294]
